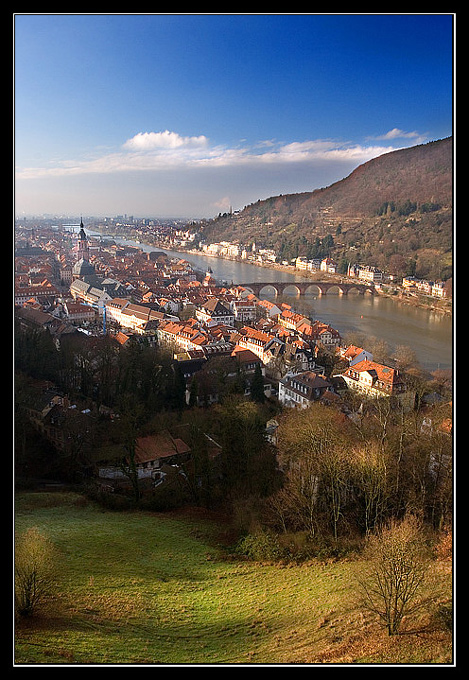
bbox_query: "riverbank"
[180,247,453,318]
[91,227,452,317]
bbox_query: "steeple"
[77,217,89,261]
[78,216,86,239]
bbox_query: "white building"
[320,257,337,273]
[230,299,257,323]
[195,299,235,326]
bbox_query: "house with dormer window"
[339,358,407,399]
[278,370,333,408]
[195,298,235,327]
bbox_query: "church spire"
[77,218,89,261]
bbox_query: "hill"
[15,492,453,665]
[197,137,453,280]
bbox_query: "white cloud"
[16,130,429,217]
[15,130,408,182]
[212,196,232,211]
[122,130,208,151]
[369,128,428,143]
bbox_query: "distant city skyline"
[15,14,454,218]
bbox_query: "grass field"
[14,492,453,666]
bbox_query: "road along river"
[89,231,453,373]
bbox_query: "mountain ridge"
[196,137,452,280]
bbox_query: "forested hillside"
[196,137,452,280]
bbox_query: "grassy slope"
[14,493,452,666]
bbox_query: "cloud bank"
[16,128,424,181]
[15,128,430,216]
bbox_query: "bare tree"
[357,515,430,635]
[351,440,389,534]
[15,527,58,617]
[318,444,350,541]
[275,404,354,539]
[116,396,146,504]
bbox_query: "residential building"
[402,276,420,289]
[295,256,309,270]
[236,326,284,365]
[230,298,257,323]
[14,282,60,307]
[256,298,281,318]
[431,281,448,298]
[98,431,192,482]
[416,279,434,294]
[195,298,235,326]
[320,257,337,273]
[337,344,374,366]
[63,301,96,323]
[339,358,407,399]
[104,298,131,325]
[357,266,383,283]
[299,320,341,348]
[70,279,112,312]
[278,308,310,332]
[104,298,166,334]
[157,319,209,351]
[278,370,333,408]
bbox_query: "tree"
[357,515,430,635]
[116,396,146,504]
[15,527,58,617]
[319,444,351,541]
[188,375,199,408]
[275,404,354,538]
[392,344,419,372]
[181,420,214,508]
[171,362,187,411]
[216,399,273,498]
[250,362,265,403]
[351,440,389,534]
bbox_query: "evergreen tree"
[250,363,265,403]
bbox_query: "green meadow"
[14,492,453,666]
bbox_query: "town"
[92,212,452,299]
[15,217,452,492]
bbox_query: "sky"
[14,13,454,219]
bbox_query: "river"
[88,230,453,372]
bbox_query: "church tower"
[72,217,96,281]
[77,218,89,262]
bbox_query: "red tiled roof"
[135,433,191,464]
[345,359,401,385]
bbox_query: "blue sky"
[14,13,454,218]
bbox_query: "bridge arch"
[325,284,344,295]
[240,285,256,297]
[281,283,302,297]
[304,283,323,297]
[258,283,281,297]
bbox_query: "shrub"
[237,529,284,562]
[435,528,452,561]
[15,527,58,618]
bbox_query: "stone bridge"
[239,280,375,297]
